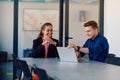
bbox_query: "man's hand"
[67,43,78,51]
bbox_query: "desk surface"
[21,58,120,80]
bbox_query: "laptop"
[57,47,78,62]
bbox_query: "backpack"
[32,64,54,80]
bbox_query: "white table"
[21,58,120,80]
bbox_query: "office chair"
[13,55,32,80]
[13,55,22,79]
[106,54,120,66]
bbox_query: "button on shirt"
[81,33,109,62]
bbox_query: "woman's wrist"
[53,42,57,46]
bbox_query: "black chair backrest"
[106,54,120,66]
[19,60,32,80]
[12,54,32,80]
[13,54,22,79]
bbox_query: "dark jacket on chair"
[32,37,59,58]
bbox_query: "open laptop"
[57,47,78,62]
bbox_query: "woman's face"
[42,25,53,38]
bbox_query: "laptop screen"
[57,47,78,62]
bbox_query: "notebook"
[57,47,78,62]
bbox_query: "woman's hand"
[42,39,50,45]
[43,36,57,46]
[48,38,57,46]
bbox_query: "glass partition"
[0,0,101,57]
[66,0,100,46]
[18,0,60,57]
[17,0,100,57]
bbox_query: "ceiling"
[0,0,99,5]
[70,0,99,4]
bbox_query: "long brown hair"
[37,22,53,39]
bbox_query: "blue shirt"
[81,33,109,62]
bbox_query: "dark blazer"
[32,37,59,58]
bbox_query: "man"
[68,20,109,62]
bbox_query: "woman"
[32,22,59,58]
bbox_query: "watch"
[77,46,81,51]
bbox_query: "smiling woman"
[32,22,59,58]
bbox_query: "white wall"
[104,0,120,57]
[0,2,13,54]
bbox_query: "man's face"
[85,26,97,40]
